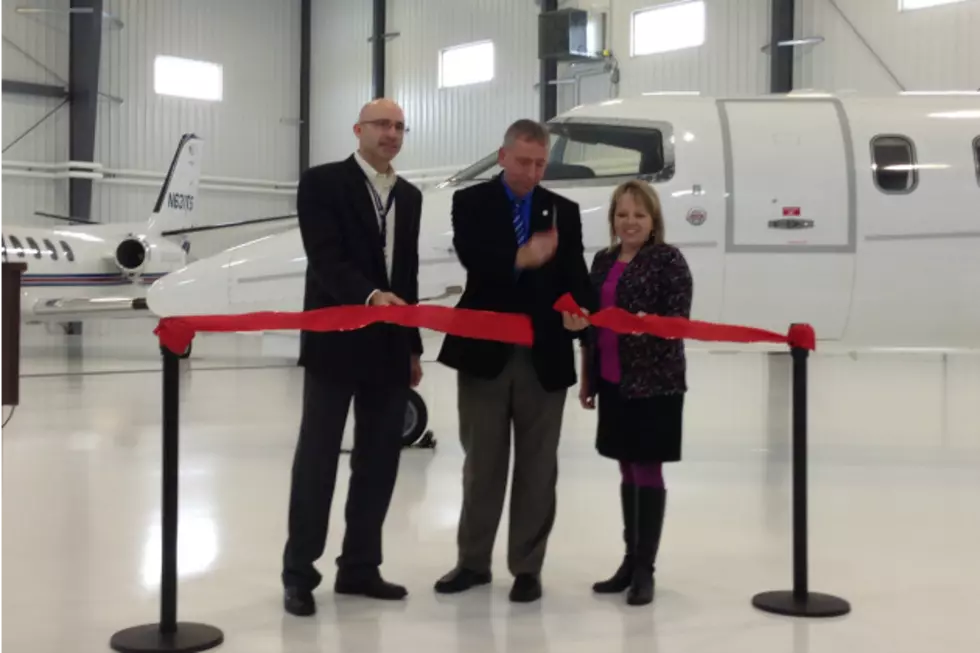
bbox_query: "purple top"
[598,260,628,383]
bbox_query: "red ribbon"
[553,295,816,351]
[154,293,815,354]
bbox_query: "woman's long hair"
[607,180,665,250]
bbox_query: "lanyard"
[366,182,396,222]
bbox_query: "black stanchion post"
[752,332,851,618]
[110,348,225,652]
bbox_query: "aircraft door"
[719,99,856,341]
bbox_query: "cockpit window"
[448,121,672,184]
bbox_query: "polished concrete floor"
[3,322,980,652]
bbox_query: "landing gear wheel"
[402,389,434,449]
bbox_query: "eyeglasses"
[360,119,410,133]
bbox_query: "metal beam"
[769,0,794,93]
[539,0,558,122]
[299,0,311,172]
[371,0,386,99]
[69,0,103,222]
[2,79,69,98]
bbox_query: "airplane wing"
[28,297,151,320]
[158,213,296,236]
[30,210,297,235]
[33,211,98,225]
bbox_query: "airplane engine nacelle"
[114,236,149,279]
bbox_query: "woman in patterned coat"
[577,179,693,606]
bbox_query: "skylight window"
[899,0,969,10]
[154,55,223,101]
[439,40,494,88]
[632,1,706,57]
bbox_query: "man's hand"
[515,228,558,270]
[579,384,595,410]
[369,291,407,306]
[562,307,590,332]
[410,355,423,388]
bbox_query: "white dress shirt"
[353,150,396,283]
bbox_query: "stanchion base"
[110,622,224,653]
[752,591,851,618]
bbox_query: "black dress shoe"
[434,567,492,594]
[509,574,542,603]
[334,574,408,600]
[284,587,316,616]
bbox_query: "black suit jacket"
[296,155,423,385]
[437,175,597,392]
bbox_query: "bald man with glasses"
[281,99,424,616]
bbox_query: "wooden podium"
[2,262,27,408]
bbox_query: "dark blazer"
[585,242,693,398]
[437,175,597,392]
[296,155,423,385]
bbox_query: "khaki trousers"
[455,348,567,576]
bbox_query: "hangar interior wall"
[5,0,978,220]
[3,0,300,235]
[795,0,980,93]
[311,0,771,173]
[310,0,540,174]
[2,0,72,224]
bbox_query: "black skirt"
[596,379,684,463]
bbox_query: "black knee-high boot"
[627,486,666,606]
[593,483,636,593]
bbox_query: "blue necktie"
[513,199,528,246]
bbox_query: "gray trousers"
[455,348,567,577]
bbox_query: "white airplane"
[1,132,297,326]
[146,92,980,442]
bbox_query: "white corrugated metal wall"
[795,0,980,93]
[6,0,978,217]
[609,0,771,97]
[310,0,771,173]
[310,0,540,173]
[386,0,540,171]
[3,0,300,231]
[92,0,300,228]
[2,0,72,222]
[309,0,372,168]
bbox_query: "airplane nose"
[147,251,232,317]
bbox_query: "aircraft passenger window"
[8,236,26,258]
[973,136,979,186]
[24,237,43,259]
[43,238,58,261]
[871,135,917,193]
[59,240,75,262]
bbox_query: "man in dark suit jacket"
[435,119,597,603]
[281,98,424,616]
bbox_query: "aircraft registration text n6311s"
[166,192,195,212]
[146,92,980,352]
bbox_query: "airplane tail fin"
[146,133,203,233]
